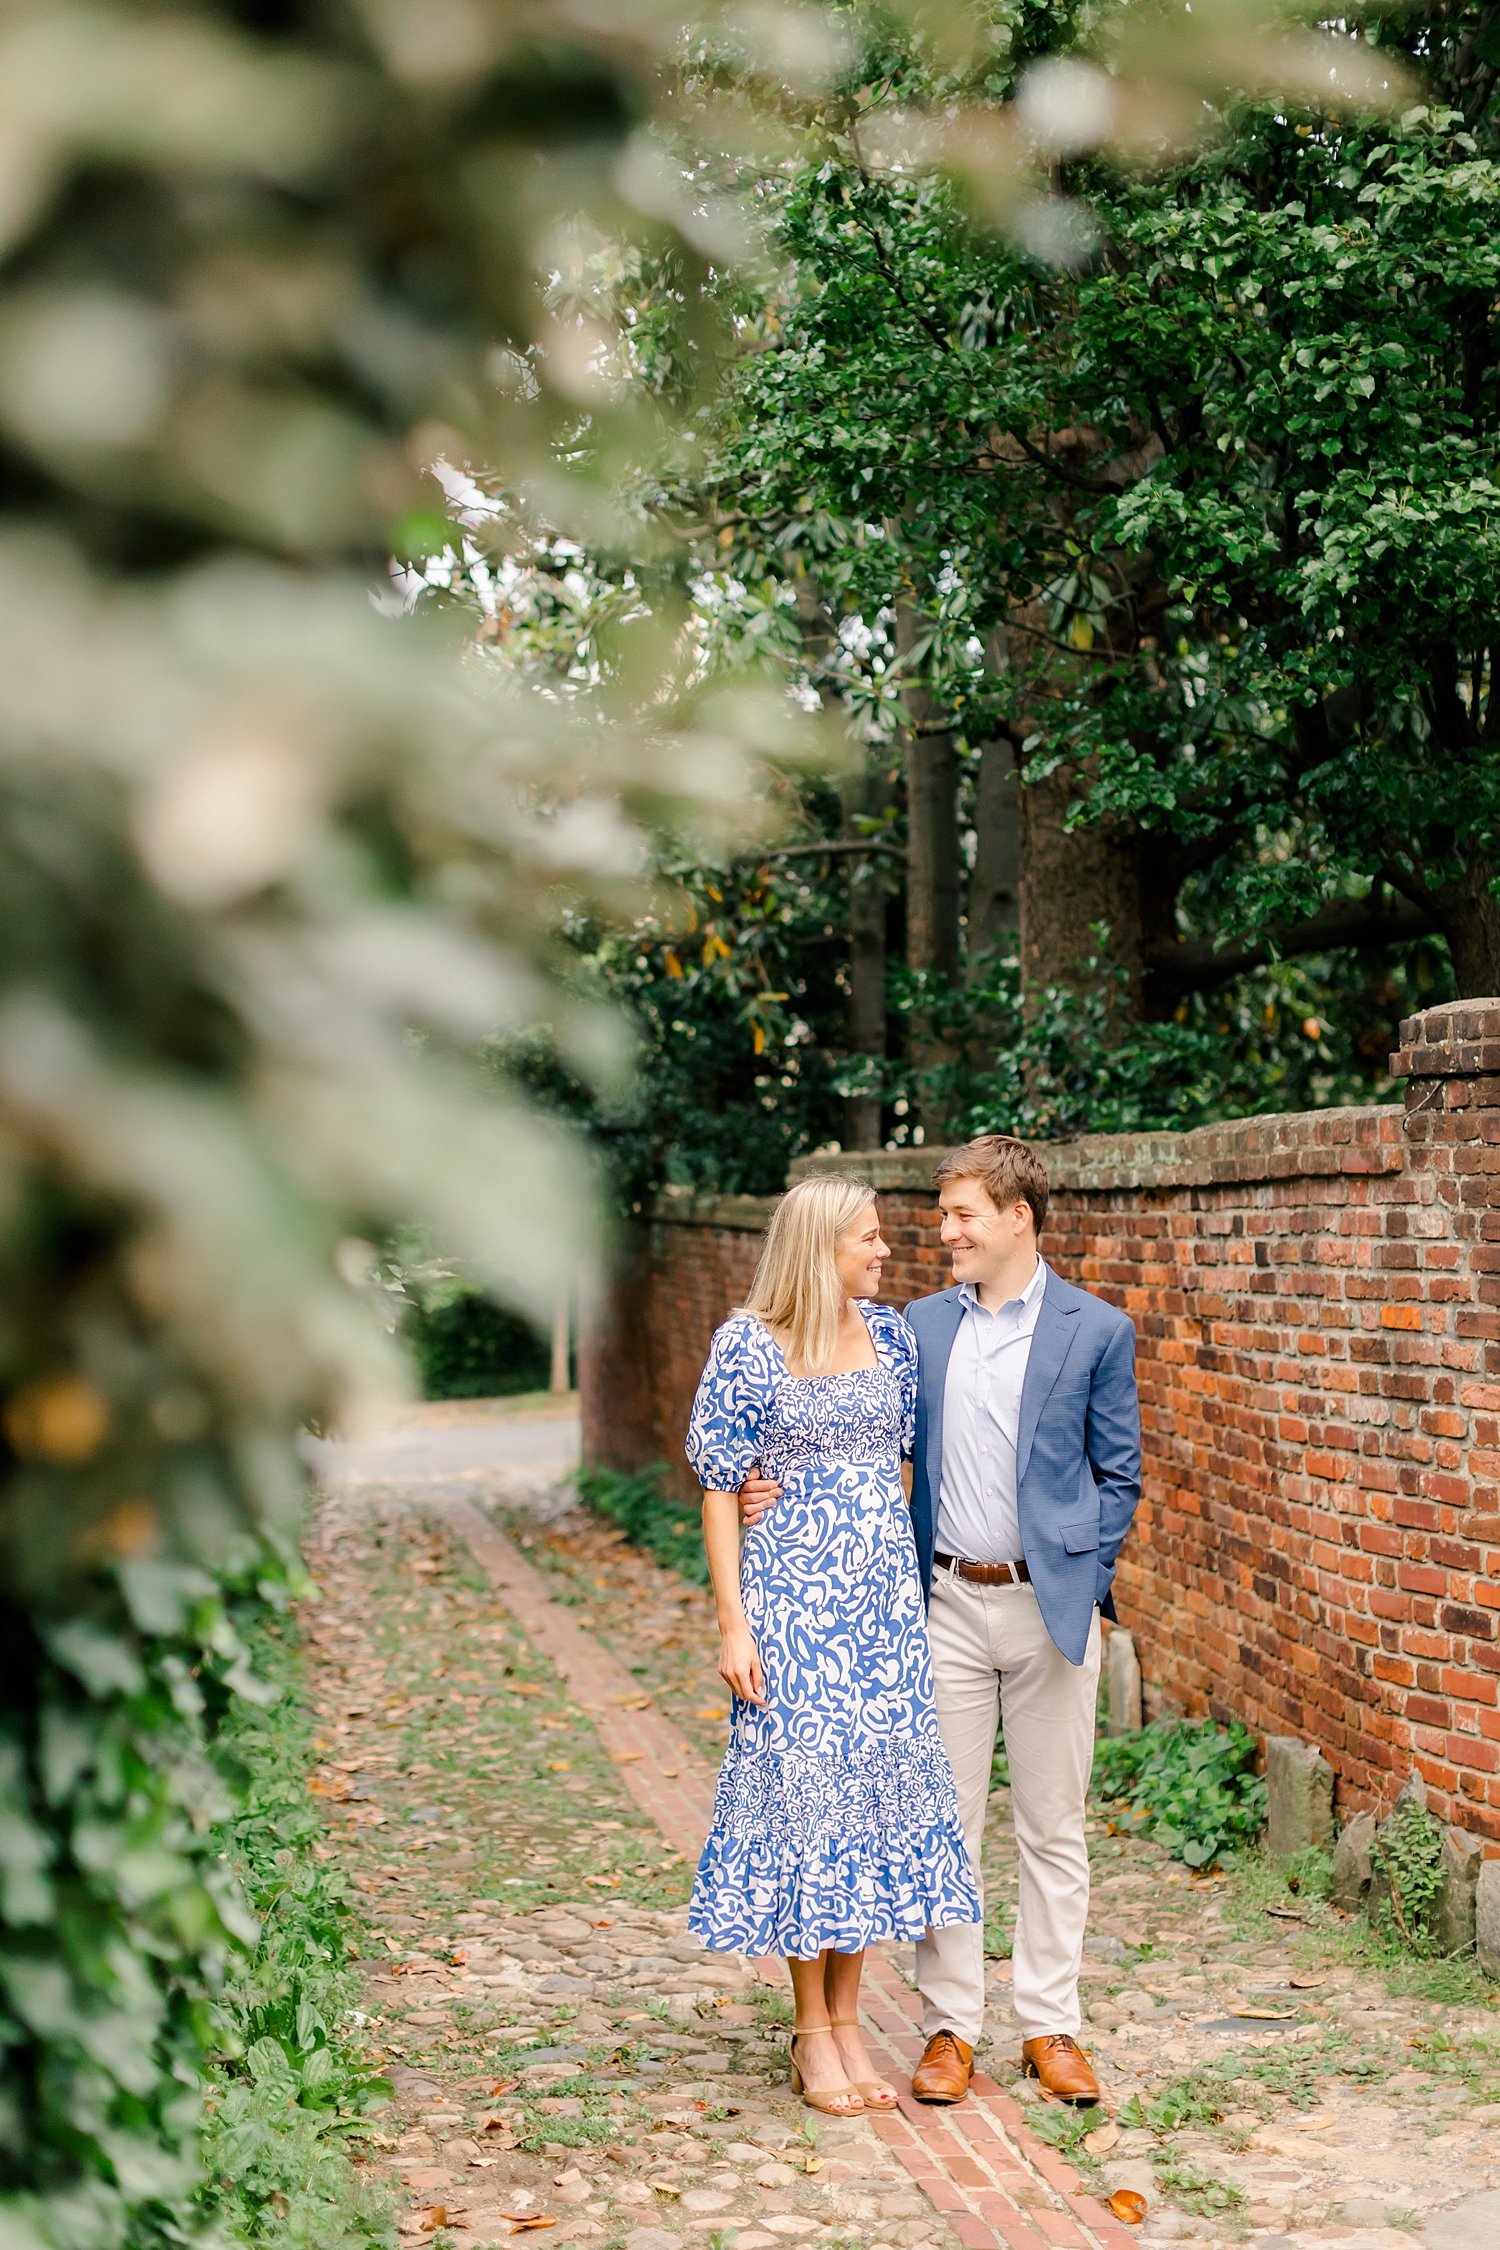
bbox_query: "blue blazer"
[906,1269,1142,1667]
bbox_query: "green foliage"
[576,1466,711,1587]
[879,941,1442,1145]
[1149,2155,1248,2222]
[0,1551,276,2249]
[1092,1718,1267,1869]
[1370,1796,1448,1955]
[556,856,850,1211]
[204,1607,393,2248]
[709,58,1500,994]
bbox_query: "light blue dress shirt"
[934,1254,1048,1564]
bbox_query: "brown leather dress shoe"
[1021,2034,1100,2104]
[911,2030,973,2103]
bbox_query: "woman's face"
[835,1203,890,1300]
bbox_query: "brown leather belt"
[934,1550,1031,1586]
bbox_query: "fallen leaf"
[612,1751,644,1765]
[695,1707,727,1720]
[1231,2005,1297,2021]
[803,2155,823,2174]
[1288,1971,1327,1990]
[507,1683,543,1697]
[506,2217,556,2232]
[1107,2189,1148,2224]
[660,1768,678,1778]
[547,1761,571,1772]
[652,2183,681,2199]
[1084,2121,1120,2154]
[399,2209,448,2238]
[1265,1905,1307,1921]
[488,2079,519,2096]
[469,2156,500,2168]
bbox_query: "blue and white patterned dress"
[685,1300,980,1958]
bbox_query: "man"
[742,1135,1141,2106]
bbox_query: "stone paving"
[309,1406,1500,2250]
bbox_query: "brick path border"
[442,1499,1138,2250]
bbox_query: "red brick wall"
[580,1002,1500,1840]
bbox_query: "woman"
[685,1175,979,2117]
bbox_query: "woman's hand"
[718,1620,765,1706]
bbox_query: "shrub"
[403,1291,551,1401]
[1093,1717,1267,1870]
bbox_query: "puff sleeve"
[685,1315,768,1493]
[867,1302,919,1460]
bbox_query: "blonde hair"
[740,1174,876,1375]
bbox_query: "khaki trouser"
[916,1570,1102,2045]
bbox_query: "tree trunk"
[969,732,1021,960]
[1437,862,1500,996]
[895,597,961,1134]
[840,758,890,1153]
[793,576,894,1152]
[1018,756,1146,1025]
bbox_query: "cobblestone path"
[310,1406,1500,2250]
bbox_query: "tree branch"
[1144,894,1438,997]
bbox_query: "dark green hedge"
[402,1293,552,1401]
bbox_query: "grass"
[1224,1844,1497,2008]
[338,1512,693,1936]
[204,1605,396,2248]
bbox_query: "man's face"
[938,1176,1031,1289]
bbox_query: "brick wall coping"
[652,1188,777,1232]
[781,1103,1406,1196]
[1392,997,1500,1078]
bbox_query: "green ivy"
[203,1602,393,2247]
[0,1545,394,2250]
[0,1554,277,2250]
[1092,1718,1267,1870]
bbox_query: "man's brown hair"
[931,1135,1050,1234]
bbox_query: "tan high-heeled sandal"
[789,2028,865,2115]
[828,2017,900,2109]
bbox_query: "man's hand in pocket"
[739,1468,783,1527]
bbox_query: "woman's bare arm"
[703,1488,765,1704]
